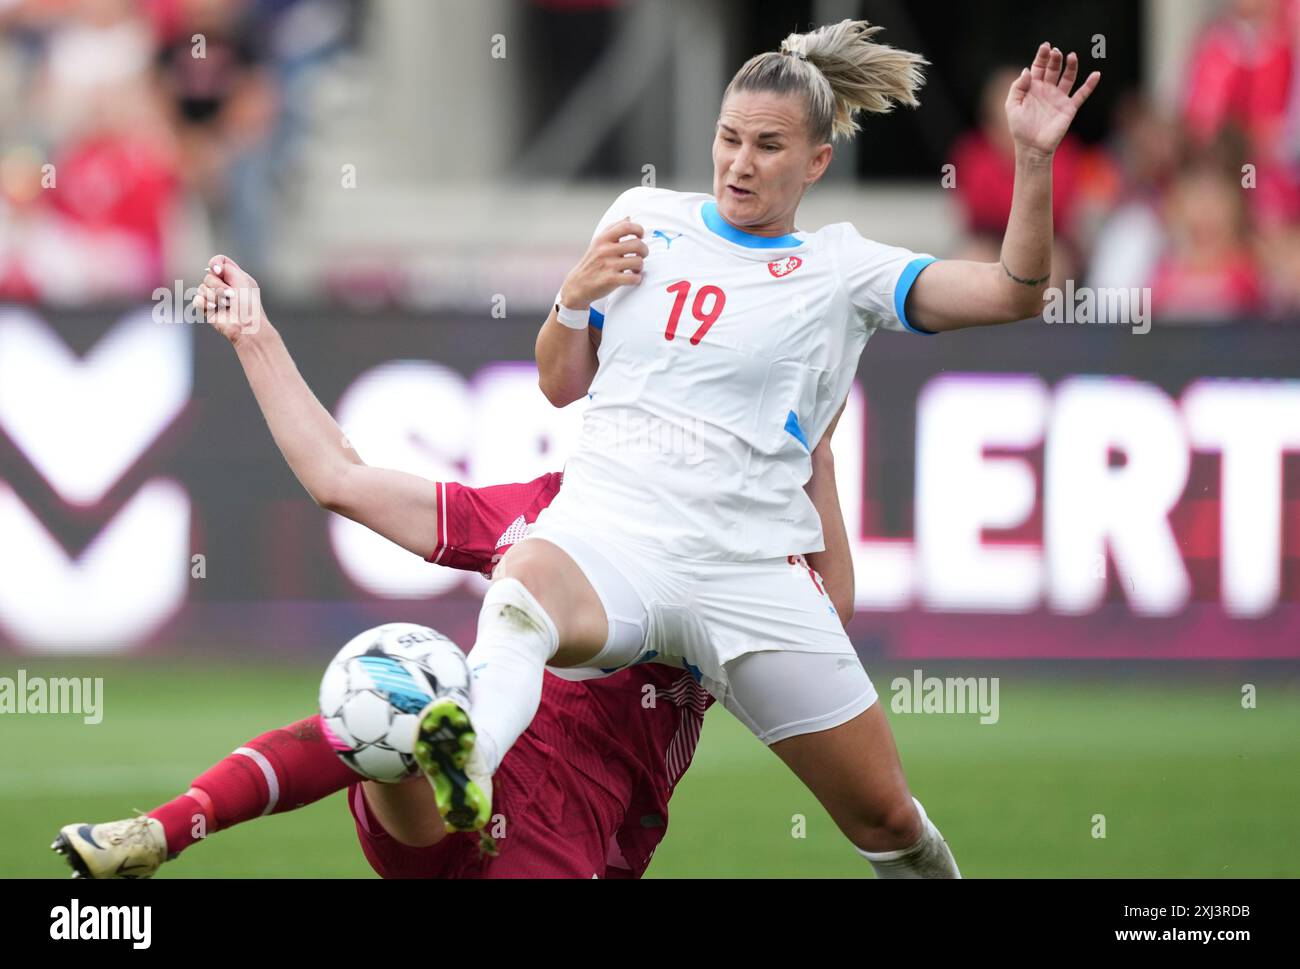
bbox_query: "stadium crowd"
[0,0,360,302]
[0,0,1297,323]
[950,0,1300,323]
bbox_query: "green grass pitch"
[3,660,1296,877]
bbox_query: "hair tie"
[780,47,808,62]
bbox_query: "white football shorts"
[523,504,877,744]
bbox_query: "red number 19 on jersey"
[664,281,727,345]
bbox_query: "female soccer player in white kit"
[422,20,1100,877]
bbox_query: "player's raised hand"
[193,255,267,345]
[559,218,648,309]
[1005,42,1100,159]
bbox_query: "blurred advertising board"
[0,304,1296,659]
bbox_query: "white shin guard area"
[465,577,560,775]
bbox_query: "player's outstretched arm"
[195,256,442,559]
[537,218,646,406]
[805,405,855,627]
[903,43,1100,333]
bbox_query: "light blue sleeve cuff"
[894,257,939,335]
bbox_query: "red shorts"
[347,729,628,878]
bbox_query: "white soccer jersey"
[549,185,937,561]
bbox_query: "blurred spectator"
[155,0,278,271]
[0,0,181,301]
[1184,0,1294,155]
[0,145,46,300]
[949,66,1090,286]
[45,124,179,293]
[35,0,157,144]
[1087,94,1182,297]
[1259,223,1300,318]
[1148,163,1263,322]
[0,0,361,299]
[1183,0,1300,229]
[257,0,365,198]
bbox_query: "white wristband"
[555,303,590,330]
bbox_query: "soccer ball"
[318,622,470,782]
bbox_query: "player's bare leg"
[493,538,611,665]
[359,777,446,847]
[417,538,608,831]
[770,702,961,878]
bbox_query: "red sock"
[148,715,360,856]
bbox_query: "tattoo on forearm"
[1001,258,1051,287]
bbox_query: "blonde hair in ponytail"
[723,19,928,144]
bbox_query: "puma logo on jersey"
[768,255,803,277]
[651,229,682,249]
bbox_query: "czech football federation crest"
[768,255,803,277]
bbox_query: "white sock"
[857,797,962,879]
[464,578,559,776]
